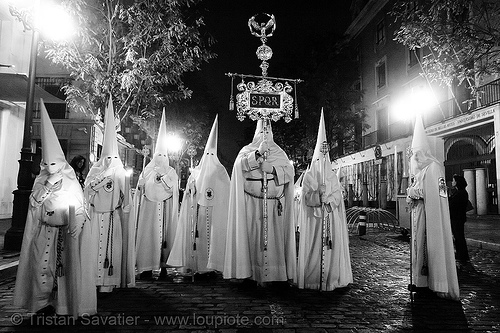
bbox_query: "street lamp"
[5,1,75,250]
[390,86,439,122]
[165,132,185,175]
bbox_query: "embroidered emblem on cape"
[205,188,214,200]
[104,178,114,192]
[155,173,163,184]
[438,177,447,198]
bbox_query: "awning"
[0,73,66,104]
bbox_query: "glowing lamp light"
[165,133,183,154]
[35,5,76,41]
[391,87,438,121]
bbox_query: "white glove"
[46,172,63,186]
[319,184,328,203]
[260,160,274,174]
[258,140,269,155]
[188,179,196,194]
[407,187,422,199]
[122,204,131,214]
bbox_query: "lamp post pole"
[4,23,39,250]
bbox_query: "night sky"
[182,0,353,167]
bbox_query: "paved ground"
[0,227,498,332]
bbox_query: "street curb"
[0,260,18,281]
[467,238,500,252]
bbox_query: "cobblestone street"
[0,229,498,332]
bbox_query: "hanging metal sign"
[236,79,294,122]
[226,13,301,122]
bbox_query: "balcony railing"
[475,79,500,109]
[33,76,71,119]
[358,78,500,151]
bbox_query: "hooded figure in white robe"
[223,119,296,285]
[84,97,131,292]
[406,114,459,301]
[130,109,179,278]
[296,109,352,291]
[168,115,230,274]
[14,99,96,316]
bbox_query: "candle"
[394,145,397,182]
[124,172,131,207]
[68,204,75,229]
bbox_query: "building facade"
[335,0,500,216]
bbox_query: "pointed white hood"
[303,109,334,203]
[410,114,439,175]
[204,114,218,155]
[312,108,330,163]
[101,96,119,158]
[153,108,170,164]
[193,115,229,206]
[37,98,78,185]
[85,96,123,186]
[40,98,66,170]
[141,107,174,196]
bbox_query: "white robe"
[407,161,460,301]
[85,165,129,290]
[131,165,178,273]
[296,164,353,291]
[167,153,230,273]
[223,140,296,284]
[14,165,96,316]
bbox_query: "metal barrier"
[346,206,400,234]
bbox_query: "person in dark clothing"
[448,174,470,268]
[70,155,87,189]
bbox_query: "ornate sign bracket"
[226,13,302,123]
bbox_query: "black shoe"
[35,305,56,316]
[271,281,291,291]
[194,271,218,281]
[159,268,168,279]
[140,270,153,280]
[408,284,432,294]
[239,279,257,290]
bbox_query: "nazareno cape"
[407,114,459,301]
[223,119,296,283]
[296,109,352,290]
[168,115,230,273]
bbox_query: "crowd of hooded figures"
[13,97,461,319]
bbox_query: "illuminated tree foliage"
[44,0,215,133]
[392,0,500,90]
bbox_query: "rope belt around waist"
[47,225,65,300]
[246,177,275,181]
[244,190,285,201]
[244,190,285,217]
[90,203,122,211]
